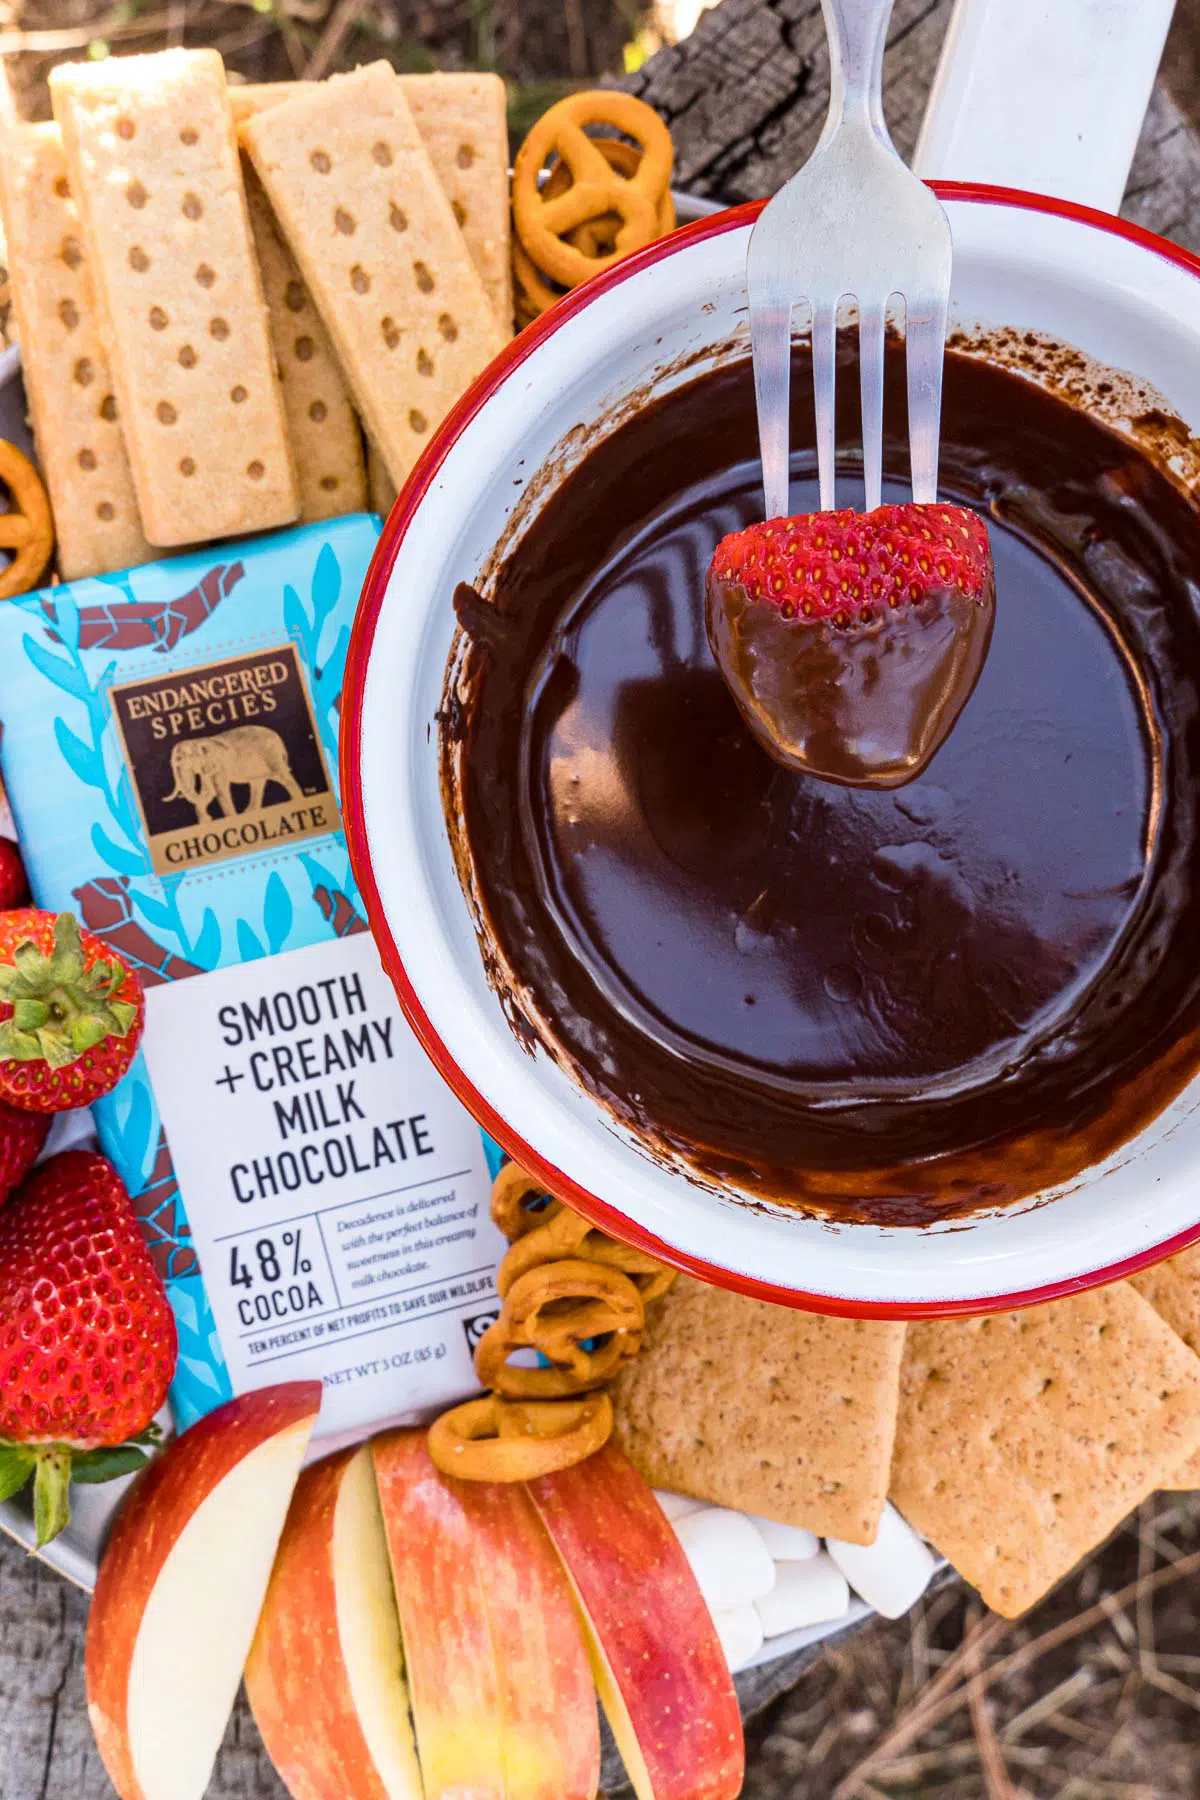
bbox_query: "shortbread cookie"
[891,1286,1200,1616]
[50,49,299,546]
[241,61,505,492]
[0,122,151,577]
[243,163,366,521]
[233,75,511,330]
[611,1275,906,1544]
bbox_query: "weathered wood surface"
[3,0,1200,1792]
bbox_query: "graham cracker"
[610,1275,906,1544]
[232,76,512,331]
[366,435,397,519]
[1130,1251,1200,1488]
[243,162,366,521]
[50,49,299,547]
[0,122,151,578]
[890,1285,1200,1618]
[240,62,506,493]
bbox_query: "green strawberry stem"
[0,913,137,1070]
[0,1430,159,1547]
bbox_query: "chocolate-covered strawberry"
[707,502,994,787]
[0,910,143,1111]
[0,1150,176,1545]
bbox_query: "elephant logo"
[164,725,306,823]
[109,641,339,875]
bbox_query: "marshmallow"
[653,1488,707,1522]
[755,1554,851,1637]
[826,1501,937,1620]
[673,1507,777,1610]
[744,1513,820,1562]
[710,1603,764,1674]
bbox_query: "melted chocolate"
[706,563,994,787]
[446,346,1200,1223]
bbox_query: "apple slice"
[86,1381,322,1800]
[372,1429,599,1800]
[245,1443,423,1800]
[527,1444,744,1800]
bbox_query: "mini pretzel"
[513,91,674,290]
[0,441,53,600]
[476,1257,644,1398]
[490,1159,558,1241]
[427,1390,613,1481]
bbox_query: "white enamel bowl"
[343,187,1200,1316]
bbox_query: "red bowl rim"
[341,181,1200,1318]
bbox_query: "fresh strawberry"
[0,838,28,910]
[707,502,995,787]
[0,910,144,1112]
[0,1150,176,1545]
[0,1102,48,1206]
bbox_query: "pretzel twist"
[427,1390,613,1481]
[475,1258,644,1398]
[0,441,53,599]
[512,92,674,293]
[489,1161,677,1301]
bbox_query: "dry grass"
[746,1495,1200,1798]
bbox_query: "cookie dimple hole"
[413,261,435,293]
[128,245,150,272]
[156,401,177,425]
[195,263,216,289]
[319,475,338,491]
[350,264,370,295]
[99,394,117,422]
[96,501,114,520]
[179,456,196,476]
[148,306,168,331]
[456,142,475,168]
[438,312,458,342]
[178,344,197,369]
[381,317,400,349]
[246,460,265,480]
[73,357,94,386]
[416,348,433,377]
[309,399,327,422]
[372,141,392,166]
[58,299,79,331]
[409,409,428,434]
[126,180,148,209]
[209,316,230,340]
[389,204,407,233]
[116,118,135,141]
[294,335,314,363]
[334,208,356,236]
[310,149,331,174]
[284,280,305,313]
[54,176,69,200]
[77,449,97,471]
[452,200,467,227]
[61,237,83,270]
[181,193,203,221]
[230,384,247,404]
[179,127,198,146]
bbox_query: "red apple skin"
[527,1444,744,1800]
[453,1475,600,1800]
[372,1429,507,1800]
[86,1382,323,1800]
[245,1447,393,1800]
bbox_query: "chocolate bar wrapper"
[0,517,506,1441]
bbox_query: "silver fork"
[746,0,953,519]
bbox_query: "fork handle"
[819,0,898,146]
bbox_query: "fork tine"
[905,289,949,504]
[749,290,793,520]
[811,300,838,513]
[858,299,886,513]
